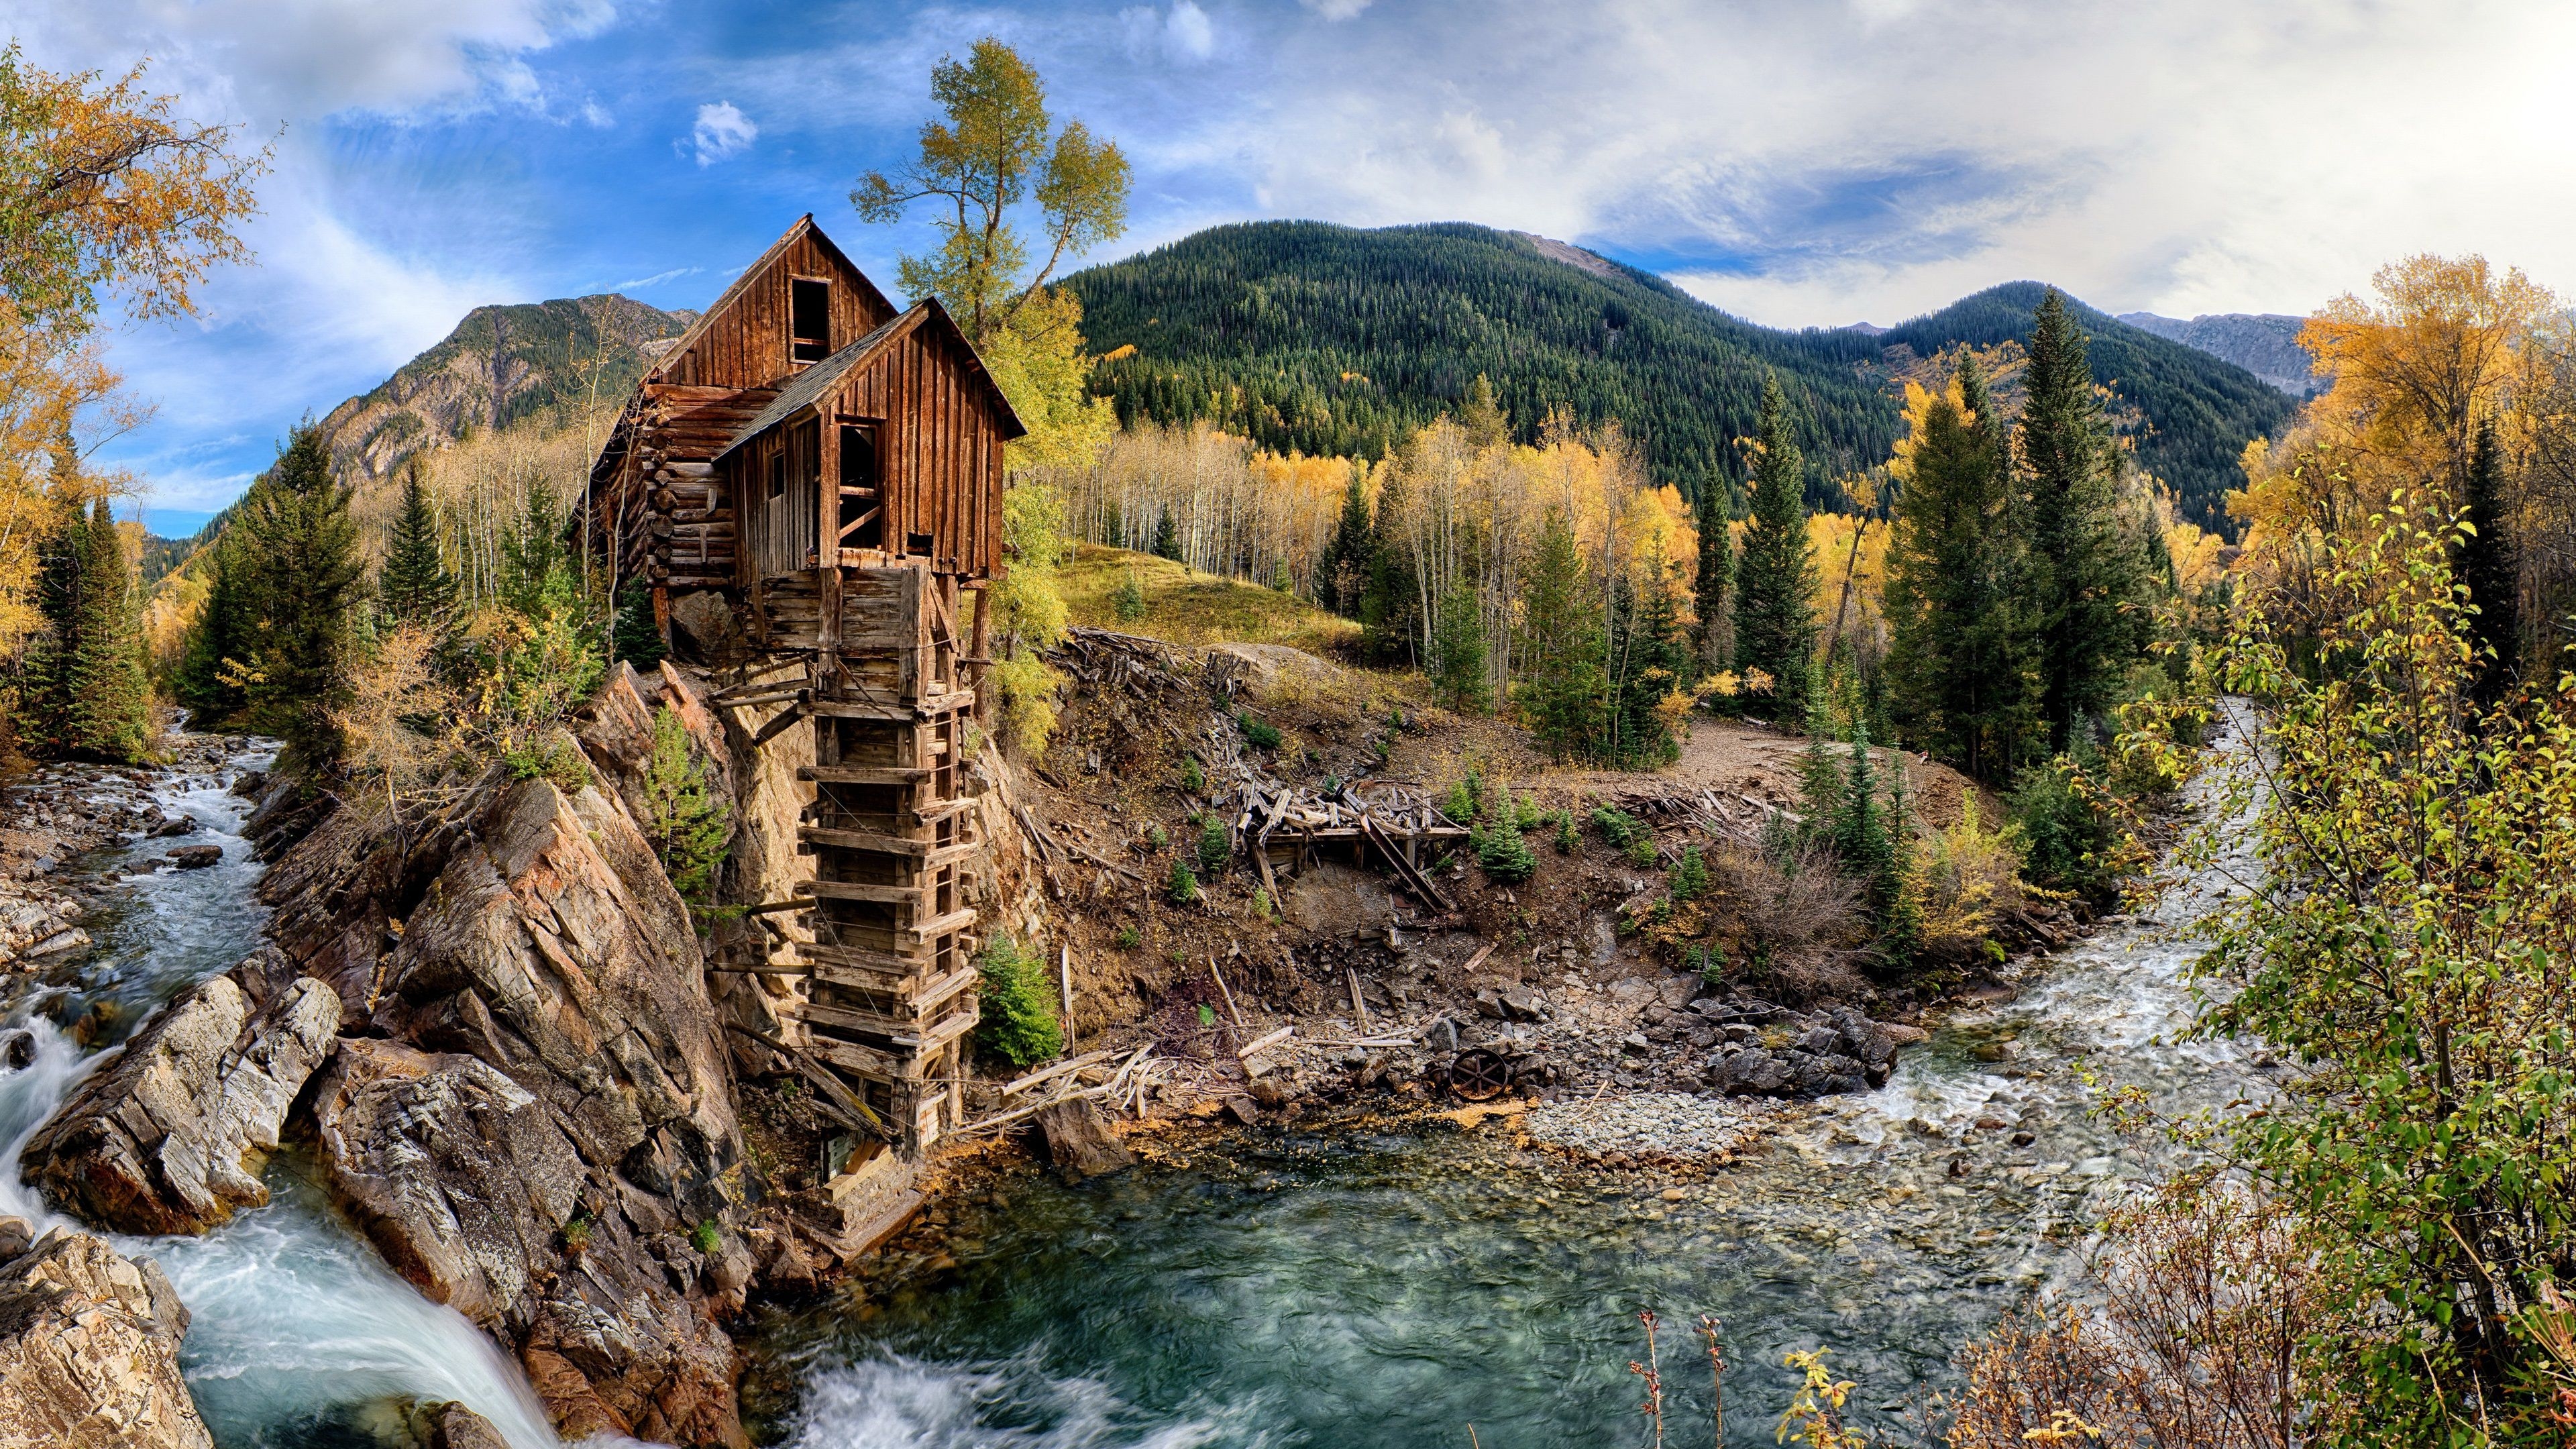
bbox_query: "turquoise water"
[747,782,2263,1449]
[0,747,563,1449]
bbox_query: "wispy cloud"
[690,101,758,165]
[611,265,703,292]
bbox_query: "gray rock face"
[0,1222,211,1449]
[260,729,751,1448]
[25,967,339,1234]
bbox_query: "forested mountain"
[314,293,694,483]
[1064,221,2297,531]
[2116,311,2321,396]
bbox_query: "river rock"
[413,1401,511,1449]
[25,969,339,1234]
[0,1223,211,1449]
[260,727,752,1448]
[1035,1098,1134,1182]
[164,846,221,870]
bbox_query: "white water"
[0,744,566,1449]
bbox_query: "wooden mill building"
[586,216,1022,1154]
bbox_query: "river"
[741,737,2267,1448]
[0,741,564,1449]
[0,727,2261,1449]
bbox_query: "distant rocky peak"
[2116,310,2322,398]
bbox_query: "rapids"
[0,743,565,1449]
[743,720,2270,1448]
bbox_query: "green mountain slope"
[315,293,695,483]
[1064,222,2295,532]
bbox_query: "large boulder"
[0,1222,211,1449]
[261,737,753,1448]
[24,967,339,1234]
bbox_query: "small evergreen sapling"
[973,935,1064,1067]
[1197,815,1230,875]
[1165,857,1200,905]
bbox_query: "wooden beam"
[799,764,930,785]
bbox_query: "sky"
[9,0,2575,531]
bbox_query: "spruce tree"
[1884,356,2037,782]
[61,498,150,761]
[1150,506,1182,562]
[175,529,248,721]
[1316,473,1375,616]
[1459,373,1509,450]
[1430,585,1488,712]
[2459,416,2520,706]
[233,423,364,766]
[1513,506,1606,761]
[2020,290,2147,750]
[1731,372,1819,720]
[612,582,668,667]
[1692,476,1733,679]
[1359,470,1418,665]
[377,464,455,629]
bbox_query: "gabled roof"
[714,297,1028,460]
[643,214,898,386]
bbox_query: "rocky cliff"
[315,293,692,483]
[253,674,757,1447]
[0,1222,210,1449]
[2116,310,2321,396]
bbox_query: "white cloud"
[690,101,759,165]
[1220,0,2576,323]
[1122,3,1218,64]
[1302,0,1375,19]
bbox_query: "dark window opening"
[838,425,881,549]
[765,448,786,500]
[791,278,830,362]
[906,532,935,555]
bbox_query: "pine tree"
[1732,373,1819,720]
[1316,472,1375,616]
[1151,506,1182,562]
[2459,416,2520,706]
[175,529,248,721]
[1884,356,2037,782]
[1513,506,1607,760]
[1430,584,1488,712]
[233,423,365,766]
[1796,684,1845,849]
[1607,555,1689,767]
[2020,290,2147,750]
[1692,476,1733,678]
[612,582,668,667]
[1359,469,1418,665]
[61,498,150,761]
[377,463,455,629]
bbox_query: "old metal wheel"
[1447,1048,1511,1102]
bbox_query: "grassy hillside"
[1064,222,2295,532]
[1059,543,1360,655]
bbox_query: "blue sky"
[8,0,2575,532]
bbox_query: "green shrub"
[1685,941,1727,985]
[1236,710,1281,751]
[1252,888,1275,920]
[1589,806,1644,847]
[1444,769,1484,825]
[973,935,1063,1068]
[1113,924,1141,950]
[1166,858,1201,905]
[1554,811,1578,855]
[1197,816,1230,875]
[690,1220,722,1255]
[1114,569,1147,622]
[1179,755,1205,792]
[1148,822,1169,850]
[1475,820,1537,883]
[1511,792,1544,831]
[505,733,592,793]
[2010,751,2118,902]
[1626,835,1660,869]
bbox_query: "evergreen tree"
[62,498,150,761]
[1458,372,1509,450]
[1692,476,1733,679]
[1359,470,1418,665]
[1316,472,1375,616]
[2459,416,2520,706]
[174,529,248,721]
[1430,585,1488,712]
[232,423,364,766]
[1150,506,1182,562]
[1607,557,1690,767]
[377,463,455,629]
[612,582,667,667]
[1732,373,1819,720]
[1795,684,1845,850]
[2020,290,2148,749]
[1513,506,1607,760]
[1884,356,2037,782]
